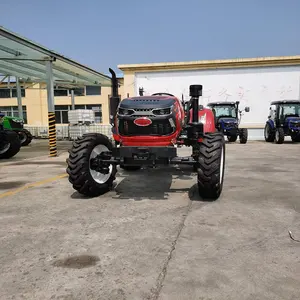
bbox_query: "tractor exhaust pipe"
[109,68,120,126]
[189,85,203,123]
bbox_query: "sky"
[1,0,300,75]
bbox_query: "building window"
[0,106,27,123]
[73,88,85,96]
[54,104,102,124]
[86,86,101,96]
[0,88,26,98]
[54,87,68,97]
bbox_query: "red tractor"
[66,69,226,200]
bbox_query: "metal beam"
[0,75,8,84]
[16,77,23,119]
[71,89,75,110]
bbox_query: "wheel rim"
[219,145,224,184]
[275,131,279,141]
[89,144,113,184]
[0,142,10,154]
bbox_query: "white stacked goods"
[68,109,95,125]
[69,125,93,140]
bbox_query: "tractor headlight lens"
[153,107,172,115]
[12,118,24,123]
[118,108,134,115]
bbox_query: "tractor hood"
[286,117,300,123]
[119,97,175,109]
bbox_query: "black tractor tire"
[66,133,117,197]
[275,128,284,144]
[291,134,300,142]
[227,135,238,142]
[119,165,141,171]
[264,123,275,142]
[196,132,225,200]
[0,130,21,159]
[17,128,33,146]
[239,128,248,144]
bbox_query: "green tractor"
[1,115,32,146]
[0,113,22,159]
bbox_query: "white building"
[119,56,300,139]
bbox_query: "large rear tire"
[275,128,284,144]
[66,133,117,197]
[196,132,225,200]
[264,123,275,142]
[17,128,33,146]
[0,130,21,159]
[239,128,248,144]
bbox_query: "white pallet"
[68,109,95,125]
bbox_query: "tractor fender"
[189,108,216,133]
[199,108,216,133]
[266,119,275,129]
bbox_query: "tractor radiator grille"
[118,118,174,136]
[9,120,23,129]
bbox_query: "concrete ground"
[0,139,299,300]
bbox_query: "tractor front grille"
[118,118,174,136]
[8,119,23,129]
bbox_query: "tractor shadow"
[112,165,208,202]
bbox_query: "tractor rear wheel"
[196,132,225,200]
[275,128,284,144]
[66,133,117,197]
[0,130,21,159]
[227,135,238,142]
[239,128,248,144]
[264,123,275,142]
[17,129,33,146]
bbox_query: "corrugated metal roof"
[0,26,112,88]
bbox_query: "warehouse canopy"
[0,26,112,88]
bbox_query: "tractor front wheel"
[17,129,33,146]
[227,135,238,142]
[66,133,117,197]
[291,134,300,142]
[239,128,248,144]
[275,128,284,144]
[196,132,225,200]
[264,123,275,142]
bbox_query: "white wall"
[135,66,300,127]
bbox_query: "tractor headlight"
[118,108,134,116]
[12,118,24,123]
[152,107,172,115]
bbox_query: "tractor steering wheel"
[152,93,175,97]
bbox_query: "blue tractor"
[207,101,250,143]
[264,100,300,144]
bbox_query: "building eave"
[118,55,300,72]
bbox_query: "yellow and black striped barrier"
[48,112,57,157]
